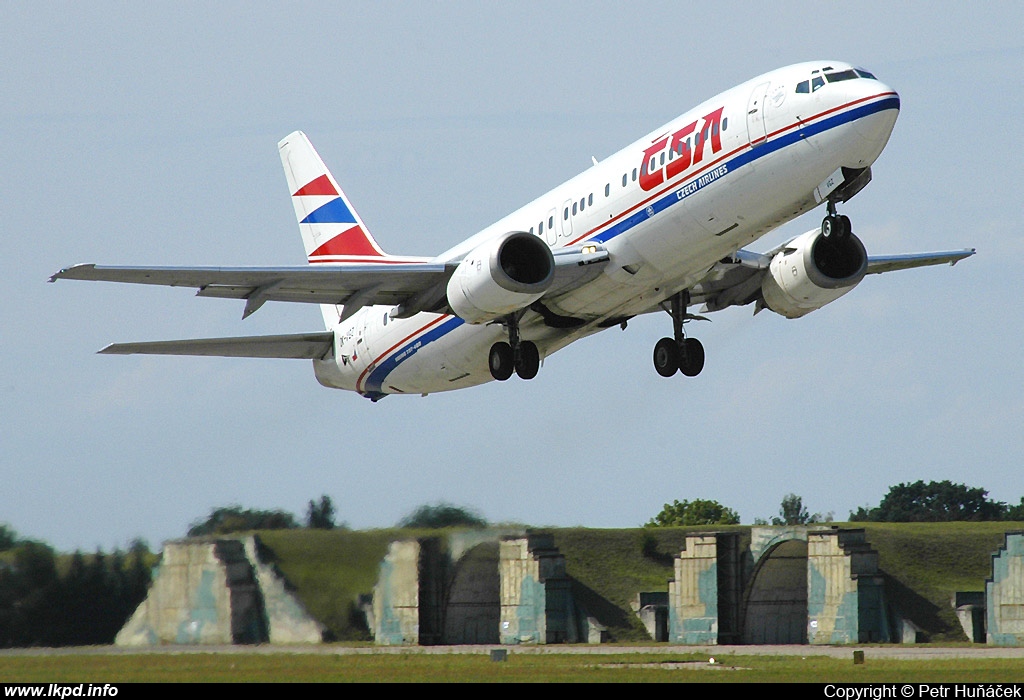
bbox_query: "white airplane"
[52,61,973,401]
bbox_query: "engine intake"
[761,228,868,318]
[447,231,555,324]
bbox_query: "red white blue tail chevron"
[278,131,390,264]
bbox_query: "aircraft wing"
[50,262,451,320]
[50,244,609,321]
[98,332,335,359]
[689,247,976,314]
[865,249,975,274]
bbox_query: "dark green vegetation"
[2,651,1024,683]
[852,481,1024,522]
[0,533,153,647]
[398,502,488,529]
[646,499,740,526]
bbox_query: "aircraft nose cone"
[848,80,900,167]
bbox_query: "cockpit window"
[824,69,859,83]
[855,69,877,80]
[796,76,827,93]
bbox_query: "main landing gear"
[652,290,705,378]
[489,312,540,381]
[821,200,852,241]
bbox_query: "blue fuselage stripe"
[362,316,466,395]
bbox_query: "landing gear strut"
[489,312,540,381]
[652,290,705,378]
[821,200,852,241]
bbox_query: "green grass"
[855,522,1023,641]
[255,529,397,640]
[2,650,1024,683]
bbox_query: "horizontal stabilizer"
[98,332,335,359]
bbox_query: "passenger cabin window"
[605,183,610,197]
[588,193,593,206]
[622,173,627,187]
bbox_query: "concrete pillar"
[986,531,1024,646]
[499,535,573,644]
[116,537,323,647]
[807,529,887,644]
[371,540,423,645]
[668,535,719,644]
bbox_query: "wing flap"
[98,332,335,359]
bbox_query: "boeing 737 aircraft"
[52,61,973,401]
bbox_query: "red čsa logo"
[639,106,725,191]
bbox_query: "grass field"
[2,649,1024,683]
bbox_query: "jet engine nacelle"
[447,231,555,324]
[761,228,868,319]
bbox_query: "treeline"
[0,526,152,647]
[646,482,1024,528]
[849,480,1024,522]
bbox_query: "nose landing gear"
[821,200,852,241]
[652,290,705,378]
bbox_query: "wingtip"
[48,263,96,282]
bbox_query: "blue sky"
[3,2,1022,552]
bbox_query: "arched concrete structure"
[668,527,888,645]
[443,542,500,644]
[742,539,808,644]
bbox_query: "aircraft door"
[560,199,573,239]
[545,208,558,245]
[747,82,770,147]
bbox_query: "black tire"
[679,337,705,377]
[838,214,852,239]
[489,342,514,381]
[653,337,679,377]
[821,215,836,238]
[515,341,540,380]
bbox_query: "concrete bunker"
[667,527,889,645]
[369,532,598,645]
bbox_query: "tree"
[187,505,299,537]
[398,502,487,529]
[306,495,336,529]
[646,499,740,527]
[0,524,17,552]
[771,493,825,525]
[1006,498,1024,521]
[850,481,1007,522]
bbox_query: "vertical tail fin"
[278,131,390,264]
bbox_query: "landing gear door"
[747,82,770,147]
